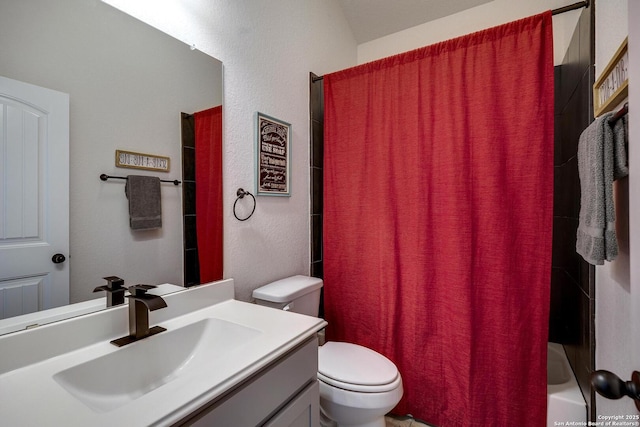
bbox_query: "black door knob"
[51,253,66,264]
[592,370,640,411]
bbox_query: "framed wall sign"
[593,37,628,117]
[255,112,291,196]
[115,149,170,172]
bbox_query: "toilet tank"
[252,275,323,317]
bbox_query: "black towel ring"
[233,188,256,221]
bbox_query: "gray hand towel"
[576,112,628,265]
[613,115,629,180]
[125,175,162,230]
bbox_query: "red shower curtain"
[195,105,223,282]
[323,12,553,426]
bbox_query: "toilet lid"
[318,342,400,393]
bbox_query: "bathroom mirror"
[0,0,223,334]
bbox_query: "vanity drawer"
[177,336,319,426]
[263,381,319,427]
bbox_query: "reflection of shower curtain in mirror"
[323,12,553,426]
[195,106,223,283]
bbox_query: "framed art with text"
[115,149,170,172]
[593,37,628,117]
[255,112,291,196]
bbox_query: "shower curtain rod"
[551,0,589,16]
[311,0,590,83]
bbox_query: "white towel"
[576,112,628,265]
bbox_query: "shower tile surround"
[550,5,595,420]
[310,73,324,317]
[310,6,595,421]
[181,113,200,287]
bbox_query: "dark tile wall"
[310,73,324,316]
[550,5,596,420]
[181,113,200,287]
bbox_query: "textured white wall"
[208,1,356,301]
[594,0,633,418]
[103,0,358,301]
[356,0,582,66]
[596,0,629,75]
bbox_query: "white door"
[0,75,69,319]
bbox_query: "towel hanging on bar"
[125,175,162,230]
[576,110,628,264]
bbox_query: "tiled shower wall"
[550,5,596,420]
[181,113,200,287]
[309,73,324,316]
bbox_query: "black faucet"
[93,276,126,307]
[110,284,167,347]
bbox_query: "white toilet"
[253,275,403,427]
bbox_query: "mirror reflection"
[0,0,223,333]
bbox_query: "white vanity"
[0,279,326,426]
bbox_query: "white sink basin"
[53,317,261,413]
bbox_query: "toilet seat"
[318,342,400,393]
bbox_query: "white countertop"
[0,279,326,426]
[0,283,184,336]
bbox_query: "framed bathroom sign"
[255,112,291,196]
[115,149,170,172]
[593,37,628,117]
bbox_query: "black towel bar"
[100,173,181,185]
